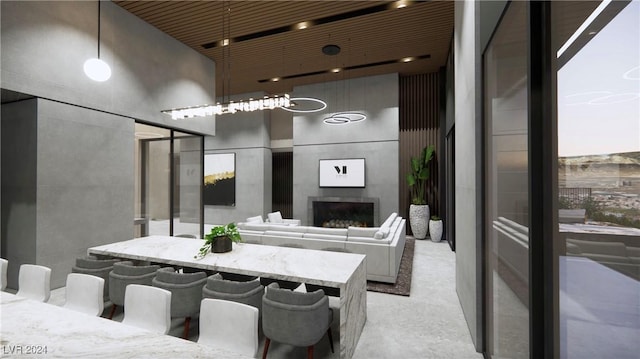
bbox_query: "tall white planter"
[409,204,429,239]
[429,219,443,242]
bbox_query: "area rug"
[366,237,415,296]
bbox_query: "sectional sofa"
[237,212,407,283]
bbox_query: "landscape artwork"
[204,153,235,206]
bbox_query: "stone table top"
[88,235,368,358]
[89,235,366,288]
[0,292,250,358]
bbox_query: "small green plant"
[195,223,242,258]
[431,215,441,221]
[406,145,435,205]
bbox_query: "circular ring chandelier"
[323,112,367,125]
[278,97,327,113]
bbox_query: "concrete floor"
[48,238,481,358]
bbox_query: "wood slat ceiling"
[114,0,454,96]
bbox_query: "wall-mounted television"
[319,158,366,188]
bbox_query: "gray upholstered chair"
[175,234,197,239]
[108,261,159,319]
[202,273,264,313]
[72,255,121,302]
[152,267,207,338]
[261,283,334,359]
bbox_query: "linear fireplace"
[308,197,380,228]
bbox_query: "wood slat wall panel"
[399,73,441,235]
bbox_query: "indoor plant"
[406,145,435,239]
[429,215,443,242]
[195,223,242,258]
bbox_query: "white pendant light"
[84,58,111,82]
[84,1,111,82]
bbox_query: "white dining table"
[88,235,368,358]
[0,291,250,358]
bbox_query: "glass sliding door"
[483,2,530,358]
[172,131,203,238]
[552,1,640,358]
[134,123,203,238]
[135,124,171,237]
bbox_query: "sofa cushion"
[381,212,398,228]
[306,227,348,236]
[374,227,391,239]
[267,211,284,223]
[264,230,304,238]
[269,225,308,233]
[246,215,264,223]
[348,236,392,244]
[239,222,271,231]
[303,233,347,241]
[347,227,378,238]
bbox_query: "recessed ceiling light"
[401,57,414,63]
[395,1,408,9]
[271,77,280,82]
[331,68,341,73]
[221,39,230,46]
[588,31,597,35]
[297,22,310,30]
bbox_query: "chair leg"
[183,317,191,339]
[108,304,117,320]
[307,345,314,359]
[327,327,335,353]
[262,338,271,359]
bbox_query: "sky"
[558,0,640,157]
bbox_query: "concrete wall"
[454,0,481,349]
[2,99,134,288]
[1,99,38,289]
[204,93,272,225]
[0,1,216,135]
[454,0,509,351]
[292,74,399,225]
[0,1,216,287]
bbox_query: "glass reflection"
[554,1,640,358]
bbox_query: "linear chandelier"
[162,94,291,120]
[162,2,327,120]
[161,95,328,119]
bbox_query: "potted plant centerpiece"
[406,145,435,239]
[429,215,443,242]
[195,223,242,258]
